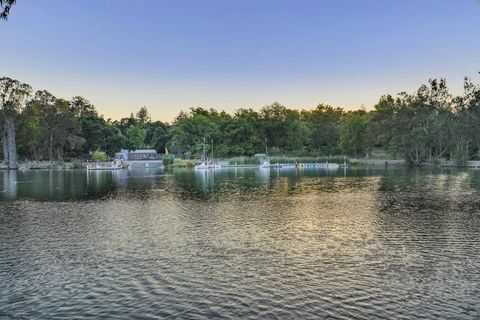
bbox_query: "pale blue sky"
[1,0,480,121]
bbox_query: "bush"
[163,154,175,166]
[71,159,85,169]
[172,158,195,167]
[91,150,107,162]
[228,156,260,165]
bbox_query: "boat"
[325,162,340,169]
[195,160,221,170]
[259,139,271,169]
[259,160,270,168]
[195,139,222,170]
[87,160,123,171]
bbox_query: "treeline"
[0,77,170,168]
[1,76,480,168]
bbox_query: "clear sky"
[1,0,480,122]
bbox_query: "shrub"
[163,154,175,166]
[71,159,85,169]
[91,150,107,162]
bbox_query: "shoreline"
[3,159,480,170]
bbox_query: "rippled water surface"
[1,167,480,319]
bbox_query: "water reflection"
[1,170,17,200]
[1,167,480,319]
[0,166,478,202]
[0,168,167,201]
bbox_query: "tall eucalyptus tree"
[0,77,31,168]
[28,90,84,161]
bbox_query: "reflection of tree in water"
[372,169,480,304]
[194,169,216,196]
[170,168,275,200]
[170,167,382,200]
[103,168,169,201]
[0,170,127,201]
[1,170,17,200]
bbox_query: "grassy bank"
[269,155,347,164]
[225,155,348,165]
[170,158,195,168]
[163,155,349,167]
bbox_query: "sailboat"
[195,139,221,170]
[259,138,270,169]
[87,159,123,171]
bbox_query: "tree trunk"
[466,143,469,164]
[4,115,17,169]
[408,152,415,164]
[49,131,54,163]
[2,127,8,165]
[57,148,63,162]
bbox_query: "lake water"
[1,167,479,319]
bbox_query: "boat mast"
[203,138,206,161]
[211,140,214,161]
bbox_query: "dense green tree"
[169,108,221,158]
[125,124,146,150]
[102,124,126,156]
[114,113,138,136]
[303,104,343,154]
[136,106,151,124]
[0,77,32,168]
[284,119,311,152]
[222,108,263,156]
[70,96,104,154]
[260,102,290,151]
[339,111,368,158]
[145,121,170,153]
[70,96,128,156]
[369,79,459,164]
[4,74,480,166]
[26,90,84,161]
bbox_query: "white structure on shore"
[115,149,164,168]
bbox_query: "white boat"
[87,160,123,171]
[325,163,340,169]
[195,161,222,170]
[258,139,271,169]
[195,139,221,170]
[259,160,270,168]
